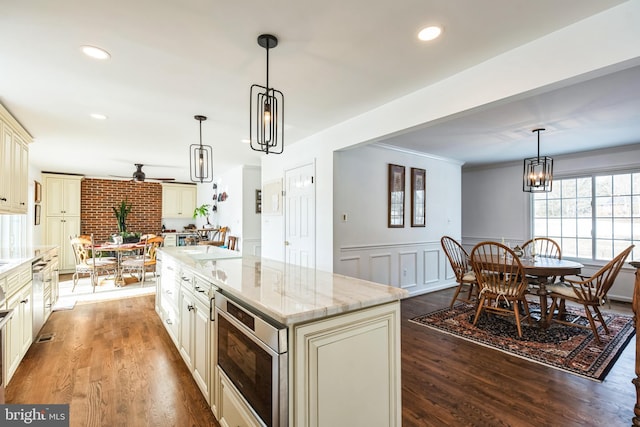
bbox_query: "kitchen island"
[156,245,408,427]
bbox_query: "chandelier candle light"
[190,115,213,183]
[250,34,284,154]
[523,128,553,192]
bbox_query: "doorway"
[284,163,315,268]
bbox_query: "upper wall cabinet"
[162,183,196,219]
[0,104,32,214]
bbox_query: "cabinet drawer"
[218,368,264,427]
[7,264,30,296]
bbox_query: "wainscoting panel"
[337,241,457,297]
[399,251,417,290]
[423,249,440,285]
[339,256,361,279]
[369,253,392,286]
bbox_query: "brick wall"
[81,179,163,242]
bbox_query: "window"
[532,171,639,262]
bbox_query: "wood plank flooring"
[7,294,219,427]
[7,287,635,426]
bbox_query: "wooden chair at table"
[441,236,478,308]
[470,241,533,338]
[226,235,238,251]
[121,236,164,286]
[521,237,563,296]
[546,244,634,344]
[198,226,228,246]
[69,234,117,293]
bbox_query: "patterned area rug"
[410,302,635,382]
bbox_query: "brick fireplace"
[81,178,163,242]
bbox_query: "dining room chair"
[545,244,634,344]
[441,236,478,308]
[198,226,228,247]
[226,235,238,251]
[121,235,164,286]
[521,237,563,296]
[521,237,561,260]
[69,234,117,293]
[470,241,532,338]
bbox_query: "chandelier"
[523,128,553,192]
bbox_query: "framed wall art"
[34,204,41,226]
[34,180,42,203]
[388,164,405,228]
[411,167,426,227]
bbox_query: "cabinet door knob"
[188,304,194,311]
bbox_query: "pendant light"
[250,34,284,154]
[190,115,213,183]
[523,128,553,192]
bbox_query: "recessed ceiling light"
[81,45,111,60]
[418,26,443,41]
[90,113,108,120]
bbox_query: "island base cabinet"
[292,302,402,427]
[217,367,264,427]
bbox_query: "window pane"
[533,218,547,235]
[595,239,613,260]
[613,173,631,195]
[614,218,631,239]
[562,179,576,198]
[577,177,591,197]
[613,195,631,216]
[547,219,561,236]
[577,238,592,258]
[561,238,577,258]
[596,175,612,197]
[562,199,576,217]
[595,196,612,217]
[577,198,592,217]
[577,218,591,238]
[595,218,612,238]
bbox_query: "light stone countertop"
[159,246,409,326]
[0,245,59,277]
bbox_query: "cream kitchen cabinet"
[178,270,212,404]
[156,253,179,346]
[42,174,82,272]
[3,263,33,386]
[0,103,31,214]
[162,183,196,218]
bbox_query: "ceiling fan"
[110,164,176,183]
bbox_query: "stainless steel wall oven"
[215,292,288,427]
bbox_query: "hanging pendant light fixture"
[190,115,213,183]
[250,33,284,154]
[523,128,553,192]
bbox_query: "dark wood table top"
[519,257,583,277]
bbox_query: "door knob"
[285,241,290,246]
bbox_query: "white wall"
[462,143,640,301]
[195,165,261,254]
[333,144,462,296]
[260,1,640,273]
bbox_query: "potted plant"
[113,199,133,233]
[193,203,212,226]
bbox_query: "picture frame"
[256,189,262,214]
[34,180,42,203]
[411,167,426,227]
[34,204,41,226]
[388,164,405,228]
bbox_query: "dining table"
[519,256,584,327]
[93,242,145,286]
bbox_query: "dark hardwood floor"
[7,287,635,426]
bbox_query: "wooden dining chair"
[441,236,478,308]
[121,236,164,286]
[470,241,532,338]
[69,234,117,293]
[521,237,561,259]
[198,226,228,246]
[226,235,238,251]
[546,244,634,344]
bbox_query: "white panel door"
[284,163,315,268]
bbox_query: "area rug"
[410,302,635,382]
[53,275,156,309]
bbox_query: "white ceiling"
[1,0,638,182]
